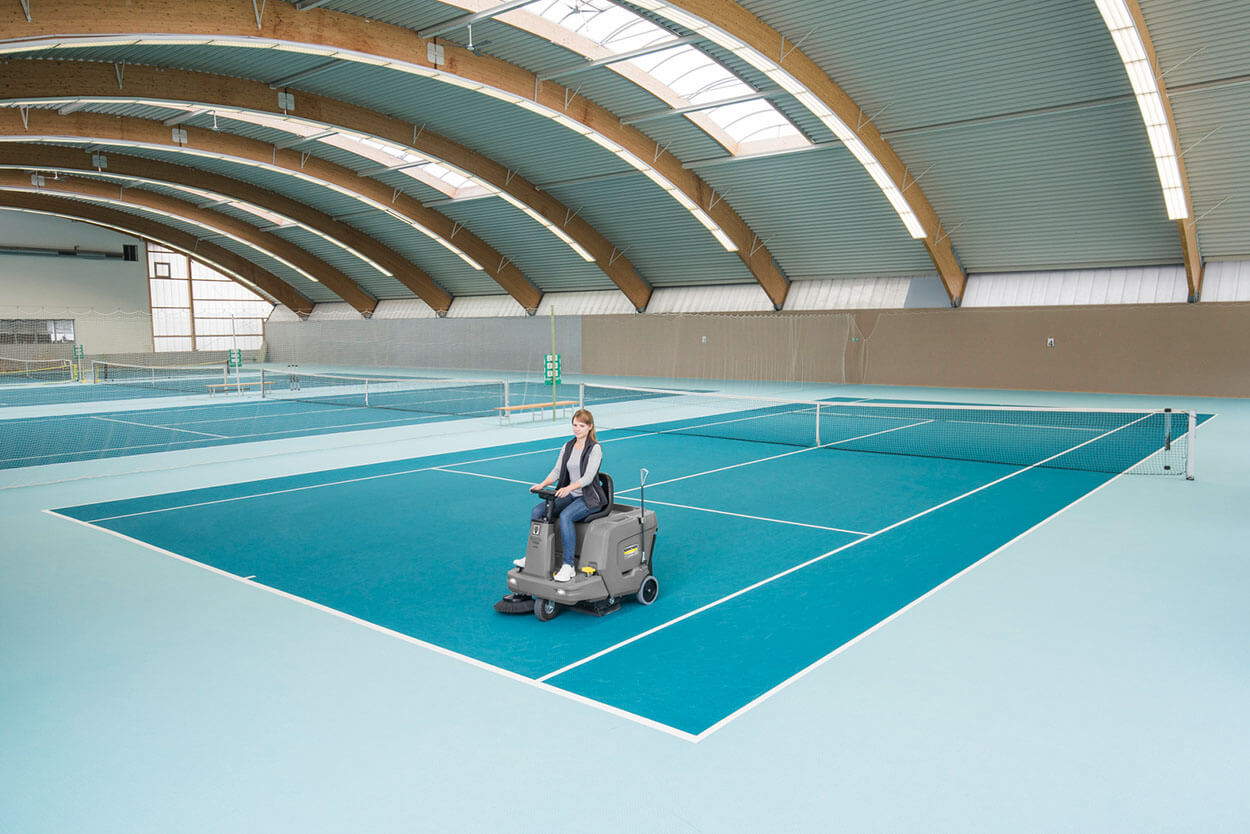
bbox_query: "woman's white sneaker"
[513,557,526,568]
[553,564,575,582]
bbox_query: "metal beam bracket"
[857,101,890,131]
[934,220,966,246]
[779,27,816,63]
[608,245,630,267]
[901,163,934,193]
[113,62,125,90]
[1187,195,1230,227]
[19,0,30,23]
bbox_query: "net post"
[1186,410,1196,480]
[364,378,370,407]
[579,382,584,411]
[260,368,269,399]
[815,402,821,446]
[1163,408,1172,451]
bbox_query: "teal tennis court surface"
[50,395,1207,738]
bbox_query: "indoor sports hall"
[2,2,1248,832]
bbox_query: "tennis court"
[0,371,595,470]
[51,392,1204,737]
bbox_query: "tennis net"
[579,383,1197,477]
[92,360,228,394]
[259,369,508,418]
[0,357,74,383]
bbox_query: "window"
[0,319,75,344]
[146,243,273,352]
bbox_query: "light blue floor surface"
[2,374,1247,832]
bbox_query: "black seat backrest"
[580,471,614,524]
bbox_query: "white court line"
[631,417,934,492]
[1,412,453,467]
[693,413,1195,740]
[78,442,581,523]
[89,415,228,439]
[434,467,867,535]
[433,468,529,486]
[55,409,1192,742]
[535,412,1157,689]
[42,509,698,744]
[637,499,867,535]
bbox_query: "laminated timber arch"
[0,0,787,307]
[0,168,379,315]
[0,142,453,313]
[651,0,968,305]
[0,60,651,311]
[0,107,541,309]
[1115,0,1203,300]
[0,191,315,316]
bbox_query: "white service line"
[693,412,1194,740]
[42,508,698,744]
[637,499,867,535]
[89,414,228,439]
[79,441,578,522]
[433,468,529,486]
[535,411,1157,688]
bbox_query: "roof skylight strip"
[0,36,731,254]
[1094,0,1190,220]
[627,0,927,239]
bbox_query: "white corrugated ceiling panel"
[535,291,637,317]
[446,295,529,318]
[645,285,775,313]
[963,267,1189,307]
[1199,261,1250,302]
[308,303,364,321]
[372,299,440,319]
[784,278,912,311]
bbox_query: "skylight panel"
[524,0,804,150]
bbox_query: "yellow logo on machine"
[623,544,640,559]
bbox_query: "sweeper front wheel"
[534,598,559,622]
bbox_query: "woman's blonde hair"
[572,408,597,443]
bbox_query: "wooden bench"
[206,379,276,396]
[494,400,577,423]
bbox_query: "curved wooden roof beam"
[0,168,379,315]
[630,0,967,305]
[0,0,784,306]
[0,60,650,311]
[0,191,314,316]
[0,141,452,313]
[1098,0,1202,299]
[0,107,540,309]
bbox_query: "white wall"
[0,210,153,353]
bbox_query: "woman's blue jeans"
[532,495,591,567]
